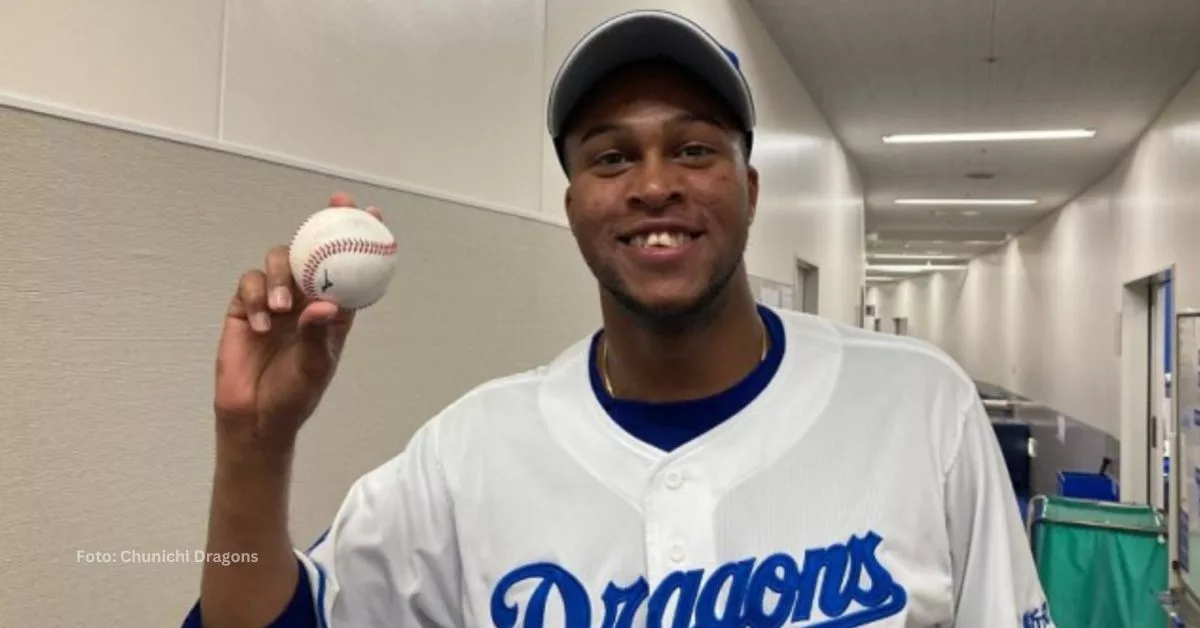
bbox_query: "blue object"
[1164,270,1173,378]
[180,557,318,627]
[1016,493,1031,523]
[589,305,784,453]
[1058,471,1119,502]
[991,422,1032,495]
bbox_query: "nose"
[628,152,683,212]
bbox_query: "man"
[186,9,1054,627]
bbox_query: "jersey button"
[669,543,686,563]
[664,471,683,489]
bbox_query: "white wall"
[0,0,549,215]
[2,1,865,323]
[878,170,1125,437]
[220,0,548,214]
[0,0,226,135]
[878,66,1200,496]
[875,271,963,352]
[0,1,864,624]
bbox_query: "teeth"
[632,232,691,248]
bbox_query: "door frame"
[1120,265,1174,505]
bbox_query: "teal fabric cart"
[1026,495,1168,627]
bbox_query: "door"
[1150,274,1174,512]
[795,259,819,315]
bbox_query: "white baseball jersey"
[290,306,1053,627]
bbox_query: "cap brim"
[547,10,755,141]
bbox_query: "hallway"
[4,0,1200,625]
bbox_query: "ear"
[745,165,759,224]
[563,184,576,228]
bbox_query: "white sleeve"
[296,422,463,627]
[946,398,1055,627]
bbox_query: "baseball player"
[184,9,1055,628]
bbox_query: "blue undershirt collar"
[587,305,786,453]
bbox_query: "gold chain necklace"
[599,326,770,397]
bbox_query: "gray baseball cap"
[546,9,756,169]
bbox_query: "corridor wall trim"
[0,90,569,231]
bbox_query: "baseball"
[288,206,399,310]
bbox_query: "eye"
[595,151,628,166]
[678,144,715,159]
[589,150,634,176]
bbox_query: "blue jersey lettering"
[1022,602,1053,628]
[490,531,907,627]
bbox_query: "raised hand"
[213,191,383,447]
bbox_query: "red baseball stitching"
[300,238,398,305]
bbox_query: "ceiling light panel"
[894,198,1037,206]
[882,129,1096,143]
[868,253,960,261]
[867,264,969,273]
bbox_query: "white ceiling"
[748,0,1200,278]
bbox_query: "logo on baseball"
[288,206,399,310]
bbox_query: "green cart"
[1026,495,1169,627]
